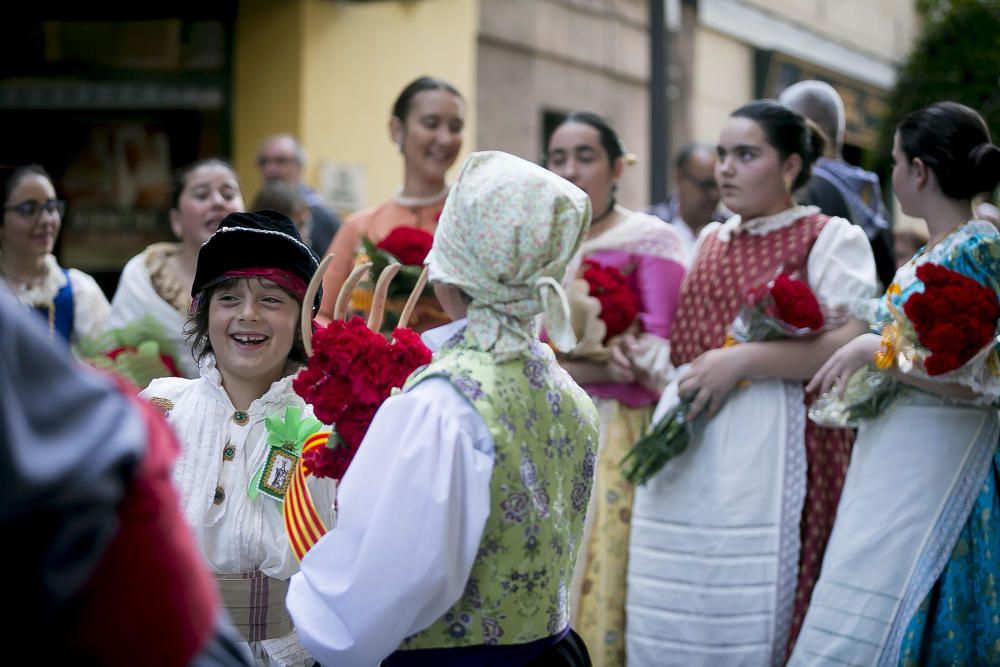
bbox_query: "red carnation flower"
[376,226,435,266]
[771,273,825,331]
[582,260,640,341]
[293,315,432,478]
[904,263,999,375]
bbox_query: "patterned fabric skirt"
[571,399,651,667]
[898,449,1000,667]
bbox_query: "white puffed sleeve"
[68,268,111,342]
[807,217,879,305]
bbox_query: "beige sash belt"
[215,572,292,642]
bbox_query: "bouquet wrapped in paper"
[74,314,183,389]
[562,260,641,360]
[810,262,1000,427]
[623,270,832,485]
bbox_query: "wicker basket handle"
[333,262,373,322]
[395,266,429,331]
[367,263,402,332]
[301,254,333,359]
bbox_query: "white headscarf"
[426,151,591,360]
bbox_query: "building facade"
[1,0,920,288]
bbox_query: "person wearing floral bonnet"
[141,209,334,667]
[287,150,601,667]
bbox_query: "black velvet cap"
[190,209,321,310]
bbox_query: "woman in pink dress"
[545,111,687,667]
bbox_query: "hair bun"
[969,142,1000,195]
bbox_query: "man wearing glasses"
[256,134,341,254]
[646,143,727,258]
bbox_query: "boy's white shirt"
[286,318,497,667]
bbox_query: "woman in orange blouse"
[317,76,465,330]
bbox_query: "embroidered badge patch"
[148,397,174,416]
[255,446,298,501]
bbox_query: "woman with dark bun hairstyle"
[790,102,1000,666]
[316,76,464,331]
[626,100,878,667]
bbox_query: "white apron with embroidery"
[627,369,807,667]
[788,391,998,667]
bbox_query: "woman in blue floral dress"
[789,102,1000,666]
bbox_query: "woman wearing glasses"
[0,165,110,343]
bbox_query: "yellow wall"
[233,0,478,212]
[691,26,754,144]
[233,0,306,201]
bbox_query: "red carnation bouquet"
[624,270,831,485]
[358,226,439,331]
[811,262,1000,428]
[293,316,432,479]
[376,226,435,266]
[729,271,827,343]
[903,263,999,375]
[362,226,435,300]
[581,260,641,342]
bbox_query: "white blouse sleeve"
[68,268,111,342]
[807,217,879,305]
[107,254,150,330]
[286,377,495,667]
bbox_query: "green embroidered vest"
[400,331,599,648]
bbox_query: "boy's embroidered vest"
[400,334,599,649]
[671,214,828,365]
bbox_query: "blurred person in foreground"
[0,293,250,666]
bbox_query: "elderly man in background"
[780,80,896,288]
[646,143,727,258]
[257,133,341,254]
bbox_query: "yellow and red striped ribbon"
[283,431,332,560]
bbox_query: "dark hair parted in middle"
[549,111,627,167]
[170,158,241,210]
[897,101,1000,200]
[731,100,826,190]
[3,164,52,203]
[184,277,308,365]
[391,76,464,122]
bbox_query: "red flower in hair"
[903,263,999,375]
[376,226,435,266]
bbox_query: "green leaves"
[621,397,696,486]
[264,406,323,455]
